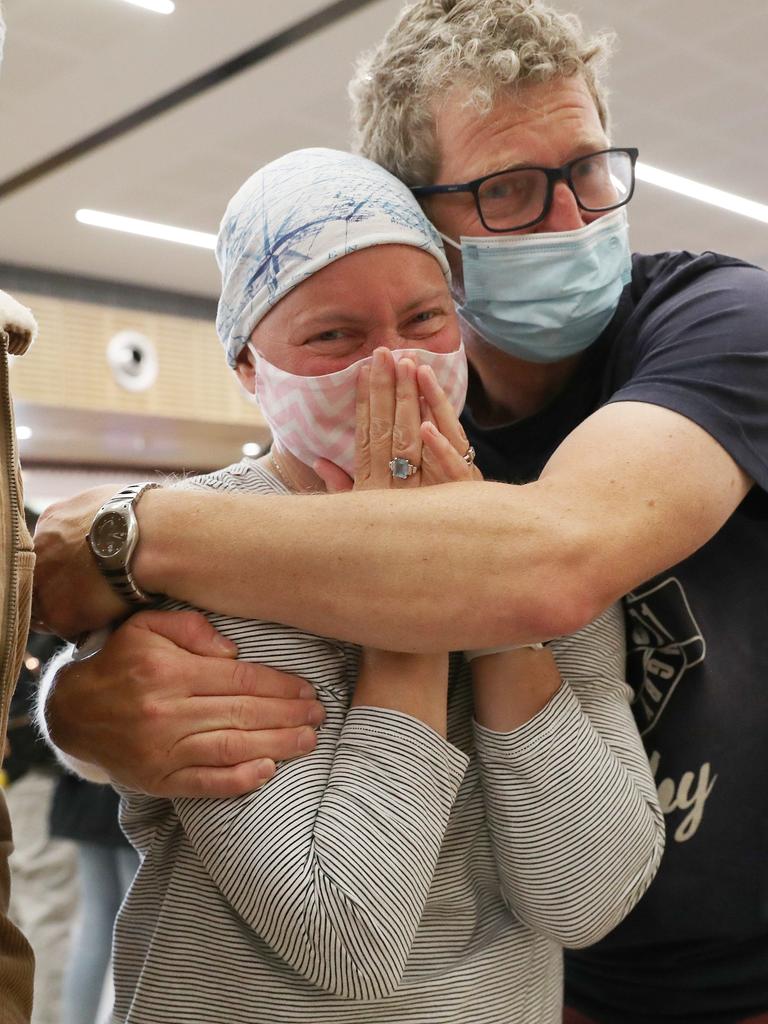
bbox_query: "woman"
[111,148,663,1023]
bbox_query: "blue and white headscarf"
[215,148,450,367]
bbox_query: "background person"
[4,612,77,1024]
[32,3,768,1022]
[52,777,138,1024]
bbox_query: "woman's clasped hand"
[317,346,483,491]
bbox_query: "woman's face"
[237,244,459,384]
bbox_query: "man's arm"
[34,400,750,650]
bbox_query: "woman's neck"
[262,444,325,494]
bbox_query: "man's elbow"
[496,548,611,644]
[524,583,604,643]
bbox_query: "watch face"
[91,511,129,557]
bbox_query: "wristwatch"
[86,482,161,606]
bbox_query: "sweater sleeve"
[473,603,664,948]
[173,629,468,1001]
[34,640,112,784]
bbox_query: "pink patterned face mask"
[249,343,468,477]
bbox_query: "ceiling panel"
[0,0,766,302]
[573,0,768,202]
[0,0,327,174]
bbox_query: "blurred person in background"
[4,570,77,1024]
[6,602,137,1024]
[32,3,768,1023]
[50,777,138,1024]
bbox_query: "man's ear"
[234,346,257,395]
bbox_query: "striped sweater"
[111,459,664,1024]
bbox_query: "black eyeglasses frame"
[411,147,640,233]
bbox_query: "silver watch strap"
[96,482,160,606]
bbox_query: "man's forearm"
[133,397,752,654]
[134,481,592,652]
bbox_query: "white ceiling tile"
[0,0,766,293]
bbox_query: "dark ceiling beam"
[0,0,380,201]
[0,261,217,318]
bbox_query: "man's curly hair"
[349,0,613,184]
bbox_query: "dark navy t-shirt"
[462,251,768,1024]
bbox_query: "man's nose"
[535,181,587,233]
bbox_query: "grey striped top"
[111,459,664,1024]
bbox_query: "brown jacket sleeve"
[0,299,39,1022]
[0,794,33,1024]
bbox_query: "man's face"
[424,75,611,296]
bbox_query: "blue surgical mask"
[441,207,632,364]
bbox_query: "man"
[33,2,768,1022]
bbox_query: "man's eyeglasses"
[411,147,639,233]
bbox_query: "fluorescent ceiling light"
[117,0,175,14]
[636,162,768,225]
[17,425,32,440]
[76,209,216,250]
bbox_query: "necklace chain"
[267,447,295,491]
[265,445,324,494]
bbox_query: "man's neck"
[463,323,583,427]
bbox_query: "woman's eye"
[312,329,346,342]
[409,309,443,326]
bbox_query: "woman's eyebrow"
[292,307,364,328]
[291,288,448,328]
[397,288,449,315]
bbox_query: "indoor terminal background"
[0,0,766,505]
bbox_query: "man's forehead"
[471,134,610,178]
[433,77,608,180]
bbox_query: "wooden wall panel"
[9,290,264,428]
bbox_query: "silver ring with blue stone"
[389,456,420,480]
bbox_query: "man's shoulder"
[609,248,768,365]
[630,249,767,307]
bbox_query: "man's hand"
[33,484,130,637]
[44,609,324,798]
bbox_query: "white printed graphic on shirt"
[649,750,717,843]
[624,577,716,843]
[625,577,706,736]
